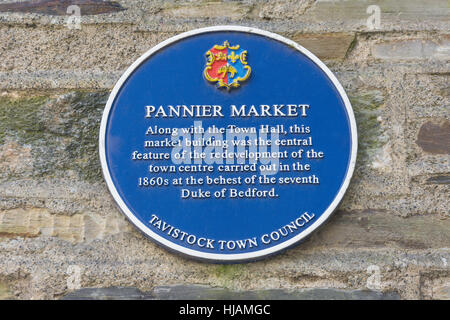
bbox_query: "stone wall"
[0,0,448,300]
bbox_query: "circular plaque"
[99,26,357,262]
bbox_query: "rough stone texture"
[0,208,129,242]
[0,0,448,300]
[0,0,448,32]
[0,25,174,74]
[161,1,252,20]
[0,234,448,300]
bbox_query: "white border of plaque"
[99,26,358,262]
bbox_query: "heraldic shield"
[204,41,251,90]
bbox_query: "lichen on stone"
[0,91,108,182]
[349,90,387,163]
[213,264,247,288]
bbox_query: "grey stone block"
[62,285,401,300]
[151,285,401,300]
[426,175,450,185]
[62,286,151,300]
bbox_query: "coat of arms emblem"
[204,41,251,90]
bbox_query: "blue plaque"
[99,26,357,262]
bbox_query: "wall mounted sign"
[99,26,357,262]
